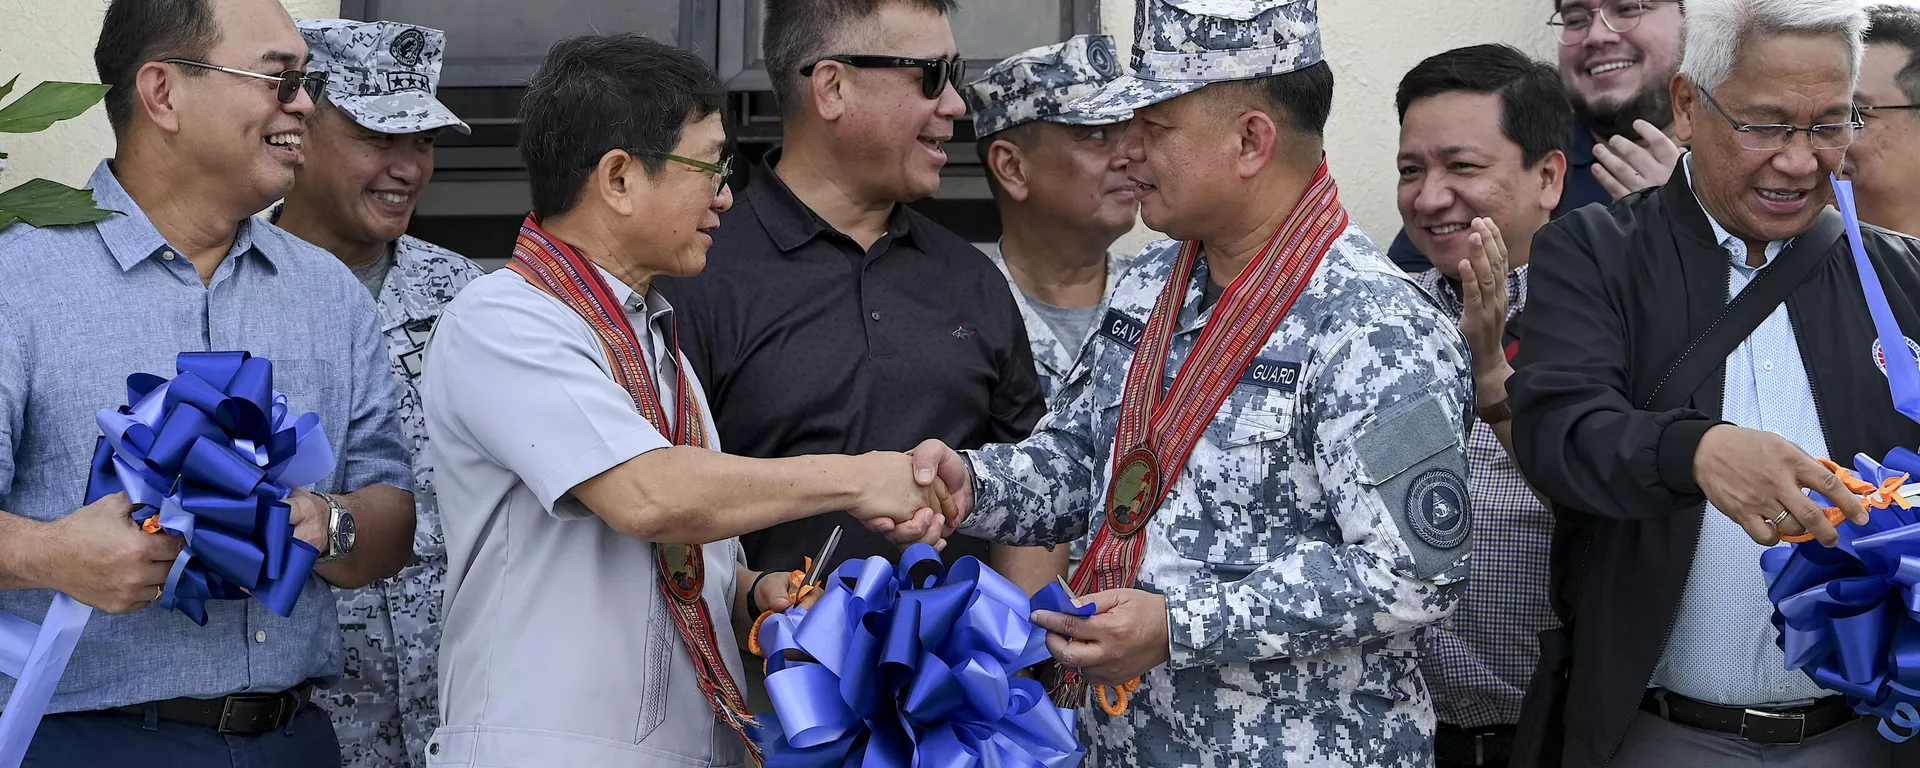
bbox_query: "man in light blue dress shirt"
[0,0,415,765]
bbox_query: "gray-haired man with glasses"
[1511,0,1918,765]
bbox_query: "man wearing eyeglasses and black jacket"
[655,0,1043,578]
[1510,1,1920,766]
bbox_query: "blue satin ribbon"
[1833,177,1920,421]
[0,352,333,768]
[1761,177,1920,744]
[749,544,1093,767]
[1764,450,1920,740]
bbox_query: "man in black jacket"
[1510,0,1916,765]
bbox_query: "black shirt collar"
[747,147,914,253]
[1567,120,1597,169]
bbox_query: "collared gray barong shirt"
[423,264,746,768]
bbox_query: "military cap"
[297,19,471,135]
[1074,0,1325,118]
[964,35,1130,137]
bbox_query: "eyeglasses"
[625,149,733,195]
[799,55,966,100]
[1859,104,1920,125]
[1695,87,1862,151]
[1548,0,1678,46]
[162,59,328,105]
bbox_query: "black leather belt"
[1435,723,1514,766]
[108,684,312,736]
[1640,688,1856,745]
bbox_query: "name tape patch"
[1098,309,1145,349]
[1240,359,1301,393]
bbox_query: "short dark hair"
[519,33,726,219]
[1868,5,1920,103]
[1396,44,1572,167]
[1209,60,1336,140]
[95,0,222,135]
[976,122,1043,201]
[762,0,957,118]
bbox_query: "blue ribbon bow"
[1758,178,1920,743]
[0,352,333,768]
[1763,450,1920,742]
[749,544,1092,767]
[85,351,334,623]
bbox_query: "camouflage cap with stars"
[963,34,1130,138]
[1073,0,1324,119]
[296,19,471,135]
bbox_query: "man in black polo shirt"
[657,0,1044,574]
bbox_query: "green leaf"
[0,76,17,105]
[0,178,118,228]
[0,81,110,134]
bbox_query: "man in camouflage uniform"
[964,35,1140,595]
[911,1,1473,765]
[273,19,483,768]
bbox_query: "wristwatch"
[313,491,356,564]
[1477,398,1513,425]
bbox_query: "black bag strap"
[1641,209,1844,413]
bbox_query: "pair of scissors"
[747,526,842,657]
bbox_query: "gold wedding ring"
[153,586,164,603]
[1771,509,1792,527]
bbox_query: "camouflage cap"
[297,19,471,135]
[1073,0,1324,118]
[963,35,1130,137]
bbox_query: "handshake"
[845,439,977,551]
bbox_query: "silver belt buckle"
[1740,707,1807,745]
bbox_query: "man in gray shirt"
[422,34,951,768]
[963,34,1139,594]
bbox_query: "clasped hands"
[856,439,1171,685]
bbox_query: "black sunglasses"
[799,55,966,100]
[163,58,328,105]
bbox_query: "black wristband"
[745,569,783,616]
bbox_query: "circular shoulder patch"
[1404,468,1470,550]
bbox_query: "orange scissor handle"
[1094,677,1141,716]
[747,558,824,658]
[1780,459,1908,543]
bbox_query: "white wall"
[0,0,340,191]
[1101,0,1558,254]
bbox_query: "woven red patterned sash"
[507,215,760,763]
[1068,163,1348,600]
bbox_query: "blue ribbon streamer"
[749,544,1094,767]
[1832,178,1920,422]
[1759,178,1920,744]
[0,352,333,767]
